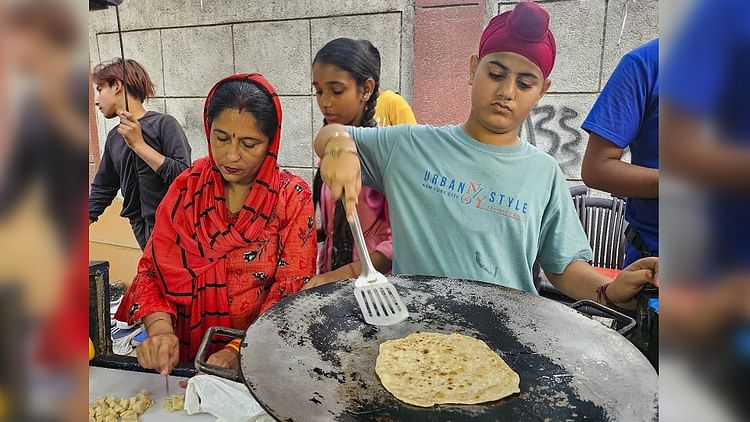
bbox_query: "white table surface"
[89,366,215,421]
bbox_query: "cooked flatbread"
[375,332,520,407]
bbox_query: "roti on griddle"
[375,332,520,407]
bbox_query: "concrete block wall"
[408,0,657,182]
[494,0,658,180]
[90,0,657,186]
[88,0,657,282]
[90,0,415,188]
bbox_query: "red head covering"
[117,73,284,360]
[479,1,556,79]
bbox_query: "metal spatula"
[349,205,409,325]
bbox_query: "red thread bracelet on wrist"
[596,283,628,312]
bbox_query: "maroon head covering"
[479,1,557,79]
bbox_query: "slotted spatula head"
[347,202,409,325]
[354,272,409,325]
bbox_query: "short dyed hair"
[92,58,155,102]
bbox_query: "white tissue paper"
[184,374,274,422]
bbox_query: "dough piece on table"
[162,393,186,412]
[120,409,139,422]
[89,388,154,422]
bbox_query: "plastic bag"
[184,374,274,422]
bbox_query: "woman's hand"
[177,347,240,389]
[606,257,659,309]
[206,348,240,369]
[135,332,179,375]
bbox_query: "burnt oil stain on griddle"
[335,288,607,421]
[242,276,656,421]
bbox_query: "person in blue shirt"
[312,1,658,310]
[661,0,750,418]
[582,39,659,267]
[663,0,750,270]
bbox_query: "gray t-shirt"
[348,124,592,293]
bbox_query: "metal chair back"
[580,196,627,269]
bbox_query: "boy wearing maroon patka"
[313,1,658,310]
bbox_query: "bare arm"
[546,257,659,310]
[314,123,354,157]
[142,312,173,336]
[130,142,166,172]
[581,133,659,198]
[545,261,609,302]
[302,251,392,290]
[352,251,392,275]
[662,104,750,191]
[137,312,179,375]
[314,124,362,219]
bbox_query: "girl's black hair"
[313,38,381,128]
[312,39,383,269]
[206,79,277,140]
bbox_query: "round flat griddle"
[240,276,658,421]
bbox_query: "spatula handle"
[346,200,376,281]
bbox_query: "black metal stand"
[88,261,196,378]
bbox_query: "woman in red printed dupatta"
[115,74,317,374]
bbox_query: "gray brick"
[89,0,407,33]
[497,1,606,93]
[97,30,165,96]
[233,21,311,95]
[161,26,234,97]
[89,6,116,34]
[165,96,313,168]
[518,94,597,179]
[278,96,314,168]
[89,32,101,67]
[311,13,403,94]
[165,98,207,163]
[146,98,167,114]
[601,0,658,85]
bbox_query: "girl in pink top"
[304,38,394,289]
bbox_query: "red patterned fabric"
[115,74,316,361]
